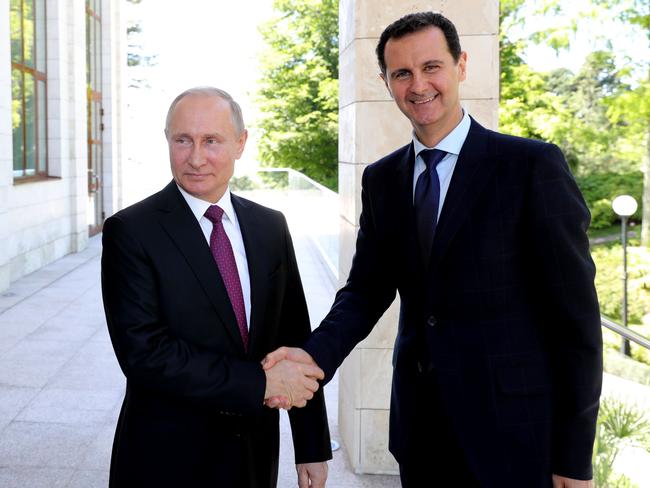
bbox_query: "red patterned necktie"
[204,205,249,351]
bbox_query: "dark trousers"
[399,369,480,488]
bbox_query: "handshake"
[262,347,323,410]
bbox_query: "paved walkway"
[0,227,399,487]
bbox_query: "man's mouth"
[412,94,438,104]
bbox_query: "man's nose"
[410,72,428,93]
[188,145,204,168]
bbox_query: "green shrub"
[591,198,617,230]
[592,245,650,325]
[576,172,643,225]
[594,397,650,488]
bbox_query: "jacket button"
[427,315,437,327]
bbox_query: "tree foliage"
[256,0,339,190]
[125,0,157,89]
[500,0,650,249]
[500,2,642,174]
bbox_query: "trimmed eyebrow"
[170,133,224,140]
[390,68,411,78]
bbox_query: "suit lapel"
[394,143,425,278]
[429,119,496,270]
[231,194,268,358]
[156,182,245,351]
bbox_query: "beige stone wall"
[337,0,499,474]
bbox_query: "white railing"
[232,168,339,282]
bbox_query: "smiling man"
[264,12,602,488]
[101,87,331,488]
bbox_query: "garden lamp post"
[612,195,638,357]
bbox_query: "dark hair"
[376,12,462,74]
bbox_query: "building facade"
[0,0,124,292]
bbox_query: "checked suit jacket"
[304,118,602,487]
[101,182,331,488]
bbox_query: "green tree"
[125,0,157,89]
[256,0,339,190]
[500,0,649,243]
[593,0,650,245]
[555,51,634,175]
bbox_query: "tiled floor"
[0,230,400,487]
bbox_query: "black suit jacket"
[101,182,331,488]
[304,119,602,486]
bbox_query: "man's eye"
[394,71,409,79]
[175,138,189,145]
[207,138,218,144]
[424,65,439,72]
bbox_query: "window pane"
[95,101,98,140]
[10,0,22,63]
[90,17,95,90]
[89,98,94,141]
[95,20,101,92]
[35,0,45,72]
[22,0,35,68]
[37,79,47,172]
[86,14,91,84]
[95,143,101,174]
[24,74,36,175]
[12,69,24,176]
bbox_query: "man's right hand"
[263,357,324,408]
[262,346,316,370]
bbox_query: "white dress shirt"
[176,184,251,330]
[412,109,471,220]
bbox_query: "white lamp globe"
[612,195,638,217]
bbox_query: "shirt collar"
[175,184,237,224]
[412,108,471,157]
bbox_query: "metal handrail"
[601,315,650,350]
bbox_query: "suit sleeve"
[304,167,398,382]
[526,143,602,479]
[275,216,332,463]
[101,215,266,417]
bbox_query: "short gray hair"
[164,86,245,136]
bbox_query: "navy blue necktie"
[414,149,447,265]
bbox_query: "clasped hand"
[262,347,321,409]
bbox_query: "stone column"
[102,0,126,217]
[337,0,499,474]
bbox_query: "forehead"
[384,26,452,68]
[169,95,233,130]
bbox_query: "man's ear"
[235,129,248,159]
[457,51,468,82]
[379,72,393,99]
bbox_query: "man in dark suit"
[264,12,602,488]
[101,86,331,488]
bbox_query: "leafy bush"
[576,172,643,228]
[591,198,617,230]
[592,245,650,325]
[594,397,650,488]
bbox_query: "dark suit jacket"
[101,182,331,488]
[304,119,602,487]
